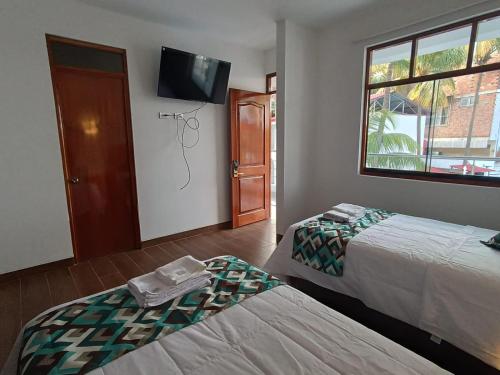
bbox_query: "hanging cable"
[175,102,207,190]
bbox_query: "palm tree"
[367,108,425,170]
[368,60,425,169]
[407,49,467,155]
[367,47,467,171]
[463,38,500,166]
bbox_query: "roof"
[430,167,450,173]
[369,92,429,115]
[450,163,495,173]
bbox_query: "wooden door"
[230,89,271,228]
[47,36,140,261]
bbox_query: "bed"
[264,209,500,370]
[2,256,448,375]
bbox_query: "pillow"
[480,233,500,250]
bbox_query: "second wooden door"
[229,89,271,228]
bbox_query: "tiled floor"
[0,218,276,368]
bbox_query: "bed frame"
[279,275,498,375]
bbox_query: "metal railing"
[366,153,500,175]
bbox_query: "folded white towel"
[128,271,212,308]
[333,203,366,217]
[323,210,350,223]
[324,209,365,224]
[130,277,211,308]
[154,255,207,286]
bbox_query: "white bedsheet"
[264,214,500,369]
[3,284,449,375]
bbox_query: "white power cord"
[169,103,207,190]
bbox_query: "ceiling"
[79,0,380,49]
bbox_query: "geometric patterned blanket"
[292,208,395,277]
[18,256,282,375]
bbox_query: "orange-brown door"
[48,36,140,261]
[230,89,271,228]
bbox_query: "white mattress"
[3,285,448,374]
[265,213,500,369]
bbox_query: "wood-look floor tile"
[100,272,127,289]
[20,273,52,324]
[90,256,119,277]
[46,268,79,306]
[69,262,104,297]
[0,280,21,367]
[143,245,177,265]
[157,241,189,261]
[174,236,221,260]
[0,218,277,370]
[127,249,160,273]
[109,253,143,280]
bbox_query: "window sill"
[360,168,500,188]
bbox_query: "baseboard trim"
[0,257,75,283]
[142,221,232,248]
[0,222,233,283]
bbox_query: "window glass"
[369,42,412,84]
[267,74,277,93]
[415,26,471,76]
[474,16,500,66]
[367,83,426,171]
[366,71,500,179]
[51,42,124,73]
[426,73,500,178]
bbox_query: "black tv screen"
[157,47,231,104]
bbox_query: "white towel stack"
[323,210,351,223]
[128,256,212,308]
[333,203,366,218]
[324,203,366,223]
[155,255,207,285]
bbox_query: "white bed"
[3,279,448,374]
[265,212,500,370]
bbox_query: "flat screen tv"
[157,47,231,104]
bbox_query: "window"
[362,10,500,186]
[266,72,276,94]
[435,100,451,125]
[369,42,412,84]
[459,96,475,107]
[415,25,471,76]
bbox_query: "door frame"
[229,88,271,228]
[46,34,141,261]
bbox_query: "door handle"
[69,177,80,184]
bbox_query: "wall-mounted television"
[157,47,231,104]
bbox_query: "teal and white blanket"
[18,256,282,375]
[292,208,395,276]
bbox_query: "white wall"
[264,47,276,74]
[313,1,500,230]
[0,0,266,273]
[276,20,319,235]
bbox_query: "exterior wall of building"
[433,68,500,140]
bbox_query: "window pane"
[267,74,277,93]
[366,83,426,171]
[474,16,500,67]
[426,72,500,178]
[51,42,124,73]
[369,42,412,84]
[415,26,471,76]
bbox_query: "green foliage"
[474,39,500,66]
[409,47,466,110]
[367,109,425,171]
[370,59,410,84]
